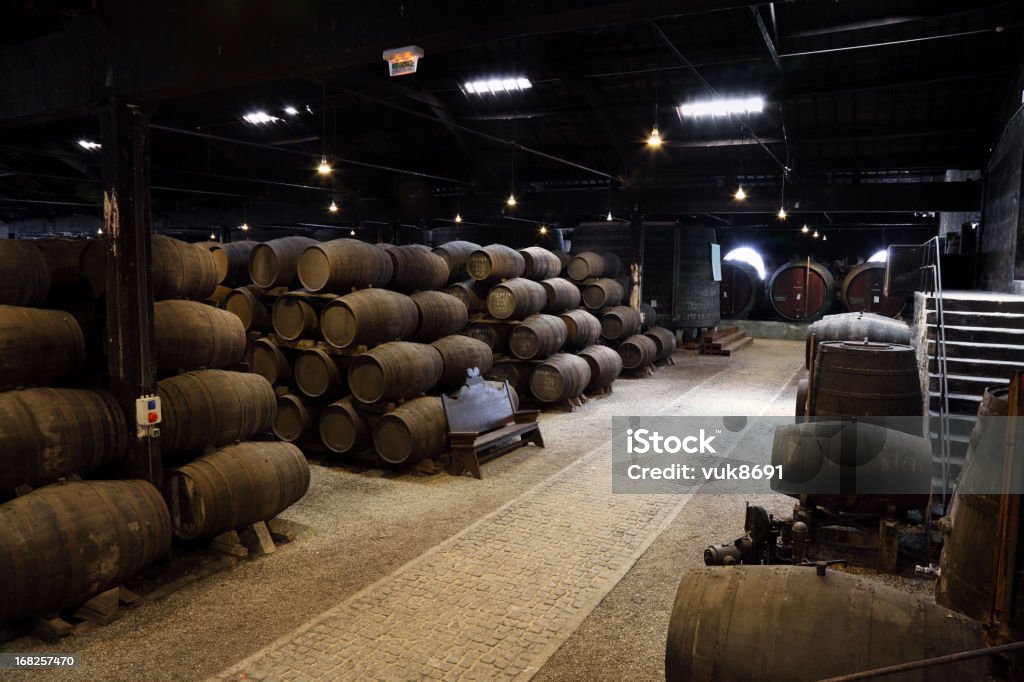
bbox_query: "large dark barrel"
[164,441,310,540]
[372,396,448,464]
[0,388,127,492]
[33,238,92,298]
[273,393,321,443]
[296,238,393,293]
[432,240,481,283]
[431,335,494,390]
[841,262,905,317]
[719,260,762,320]
[158,370,276,454]
[445,280,488,314]
[578,345,622,391]
[319,397,372,455]
[82,235,220,300]
[809,341,922,417]
[224,285,275,332]
[249,236,318,289]
[487,360,533,396]
[153,300,246,373]
[208,241,258,288]
[0,306,85,390]
[272,291,333,341]
[410,291,469,341]
[464,321,511,354]
[768,258,835,321]
[294,347,349,400]
[566,251,607,282]
[0,480,171,623]
[0,240,50,305]
[666,227,719,329]
[486,278,546,320]
[519,247,562,280]
[639,302,657,329]
[530,353,591,403]
[250,337,293,386]
[582,277,625,310]
[467,244,525,282]
[666,566,988,682]
[601,306,643,340]
[560,309,602,349]
[508,314,567,360]
[321,288,418,349]
[386,245,449,293]
[540,278,581,313]
[348,341,443,404]
[644,326,677,363]
[805,312,912,369]
[618,334,658,370]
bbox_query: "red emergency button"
[148,411,159,423]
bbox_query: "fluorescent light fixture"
[243,111,281,125]
[283,106,299,116]
[679,97,764,118]
[77,139,101,150]
[464,78,532,95]
[868,249,888,263]
[723,247,766,279]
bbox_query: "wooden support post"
[629,209,644,310]
[100,99,161,486]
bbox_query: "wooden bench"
[442,369,544,479]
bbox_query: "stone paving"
[212,439,690,682]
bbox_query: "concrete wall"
[980,106,1024,294]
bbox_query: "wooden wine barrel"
[0,306,85,391]
[601,306,643,340]
[768,258,835,321]
[410,291,469,341]
[560,309,602,349]
[319,397,372,455]
[519,247,563,280]
[0,388,127,492]
[164,441,310,540]
[602,251,623,278]
[273,393,321,443]
[509,314,567,360]
[639,302,657,329]
[249,236,318,289]
[809,341,922,417]
[432,240,481,283]
[320,288,418,349]
[0,480,171,623]
[385,245,449,293]
[618,334,658,370]
[272,291,333,341]
[720,260,762,320]
[209,241,258,288]
[294,348,349,400]
[467,244,525,282]
[445,279,488,314]
[348,341,443,404]
[432,335,494,390]
[0,240,50,305]
[464,321,511,354]
[578,345,622,391]
[805,312,912,369]
[487,361,532,397]
[582,277,625,309]
[250,337,293,386]
[372,396,448,464]
[566,251,606,282]
[296,238,393,293]
[644,326,677,363]
[551,249,571,273]
[540,278,581,313]
[666,566,988,682]
[33,238,91,299]
[83,235,220,301]
[486,278,546,320]
[529,353,591,403]
[224,285,274,332]
[158,370,276,455]
[795,378,809,418]
[153,300,246,373]
[841,262,905,317]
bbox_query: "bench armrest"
[513,410,541,424]
[449,430,481,446]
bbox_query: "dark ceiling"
[0,0,1020,237]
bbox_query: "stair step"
[719,336,753,353]
[705,330,745,348]
[934,356,1024,375]
[926,310,1024,326]
[928,412,978,437]
[929,373,1010,395]
[927,340,1024,363]
[929,392,983,415]
[927,325,1024,345]
[923,292,1024,315]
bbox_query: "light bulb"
[801,224,809,234]
[240,222,250,231]
[822,234,828,241]
[96,227,103,235]
[777,207,787,220]
[539,225,548,235]
[317,157,331,174]
[646,126,662,148]
[506,193,517,207]
[733,186,747,201]
[209,232,216,240]
[455,213,463,224]
[606,211,613,222]
[812,230,819,238]
[350,229,356,236]
[328,200,339,213]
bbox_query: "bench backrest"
[442,369,514,434]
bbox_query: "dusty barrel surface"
[559,309,602,349]
[809,341,922,417]
[582,277,625,310]
[164,441,310,540]
[540,278,581,314]
[486,278,546,320]
[319,396,372,455]
[618,334,658,370]
[0,306,85,390]
[0,240,50,306]
[208,241,258,288]
[529,352,591,403]
[432,335,494,390]
[578,345,622,391]
[805,312,911,370]
[273,393,321,443]
[410,291,469,341]
[666,566,988,682]
[720,260,762,320]
[321,288,418,349]
[509,314,567,360]
[372,396,448,464]
[644,326,677,363]
[519,247,563,281]
[249,236,318,289]
[150,235,220,301]
[601,305,643,340]
[153,300,246,373]
[294,348,349,400]
[0,388,127,492]
[224,285,275,332]
[432,240,481,283]
[386,245,449,293]
[841,262,905,317]
[566,251,606,282]
[0,480,171,623]
[467,244,525,282]
[445,280,488,314]
[348,341,444,404]
[250,337,293,386]
[296,238,393,293]
[157,370,276,454]
[768,258,835,321]
[272,291,333,341]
